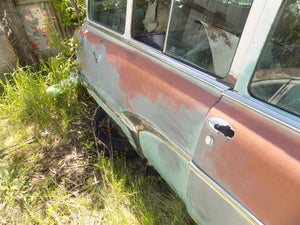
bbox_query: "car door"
[77,0,226,200]
[187,0,300,224]
[77,0,255,204]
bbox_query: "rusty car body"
[76,0,300,224]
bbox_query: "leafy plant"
[0,167,23,193]
[51,0,86,27]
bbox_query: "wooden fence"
[0,0,75,74]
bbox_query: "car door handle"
[208,118,235,139]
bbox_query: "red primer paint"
[201,100,300,225]
[31,42,41,50]
[76,29,219,111]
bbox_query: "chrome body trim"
[85,20,129,42]
[223,90,300,132]
[189,161,264,225]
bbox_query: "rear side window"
[132,0,171,50]
[88,0,127,33]
[249,0,300,116]
[165,0,253,78]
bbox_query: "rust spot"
[76,28,103,46]
[108,48,216,111]
[76,29,218,112]
[217,73,237,87]
[204,24,232,48]
[93,51,98,64]
[81,50,88,70]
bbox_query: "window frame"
[162,0,254,79]
[87,0,128,34]
[248,0,300,118]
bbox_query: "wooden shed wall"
[0,21,18,75]
[0,0,75,74]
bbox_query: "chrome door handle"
[208,118,235,139]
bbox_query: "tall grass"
[0,34,82,148]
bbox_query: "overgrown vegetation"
[0,9,195,225]
[51,0,86,27]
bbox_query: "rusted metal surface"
[77,0,300,224]
[193,95,300,225]
[77,27,223,155]
[203,22,239,78]
[76,26,225,202]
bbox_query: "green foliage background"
[51,0,86,27]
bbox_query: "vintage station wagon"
[76,0,300,224]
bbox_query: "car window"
[88,0,127,33]
[132,0,171,50]
[165,0,252,78]
[249,0,300,117]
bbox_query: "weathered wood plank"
[0,0,38,66]
[15,0,51,6]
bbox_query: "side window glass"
[165,0,252,78]
[249,0,300,117]
[88,0,127,33]
[132,0,171,50]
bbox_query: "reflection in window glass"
[88,0,127,33]
[250,0,300,116]
[216,0,252,5]
[132,0,171,50]
[165,0,252,77]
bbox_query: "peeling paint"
[76,28,223,154]
[17,2,52,53]
[193,97,300,225]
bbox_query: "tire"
[93,107,138,158]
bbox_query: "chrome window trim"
[86,0,129,37]
[232,0,282,92]
[85,20,129,41]
[189,161,264,225]
[223,90,300,132]
[124,0,134,37]
[163,0,175,53]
